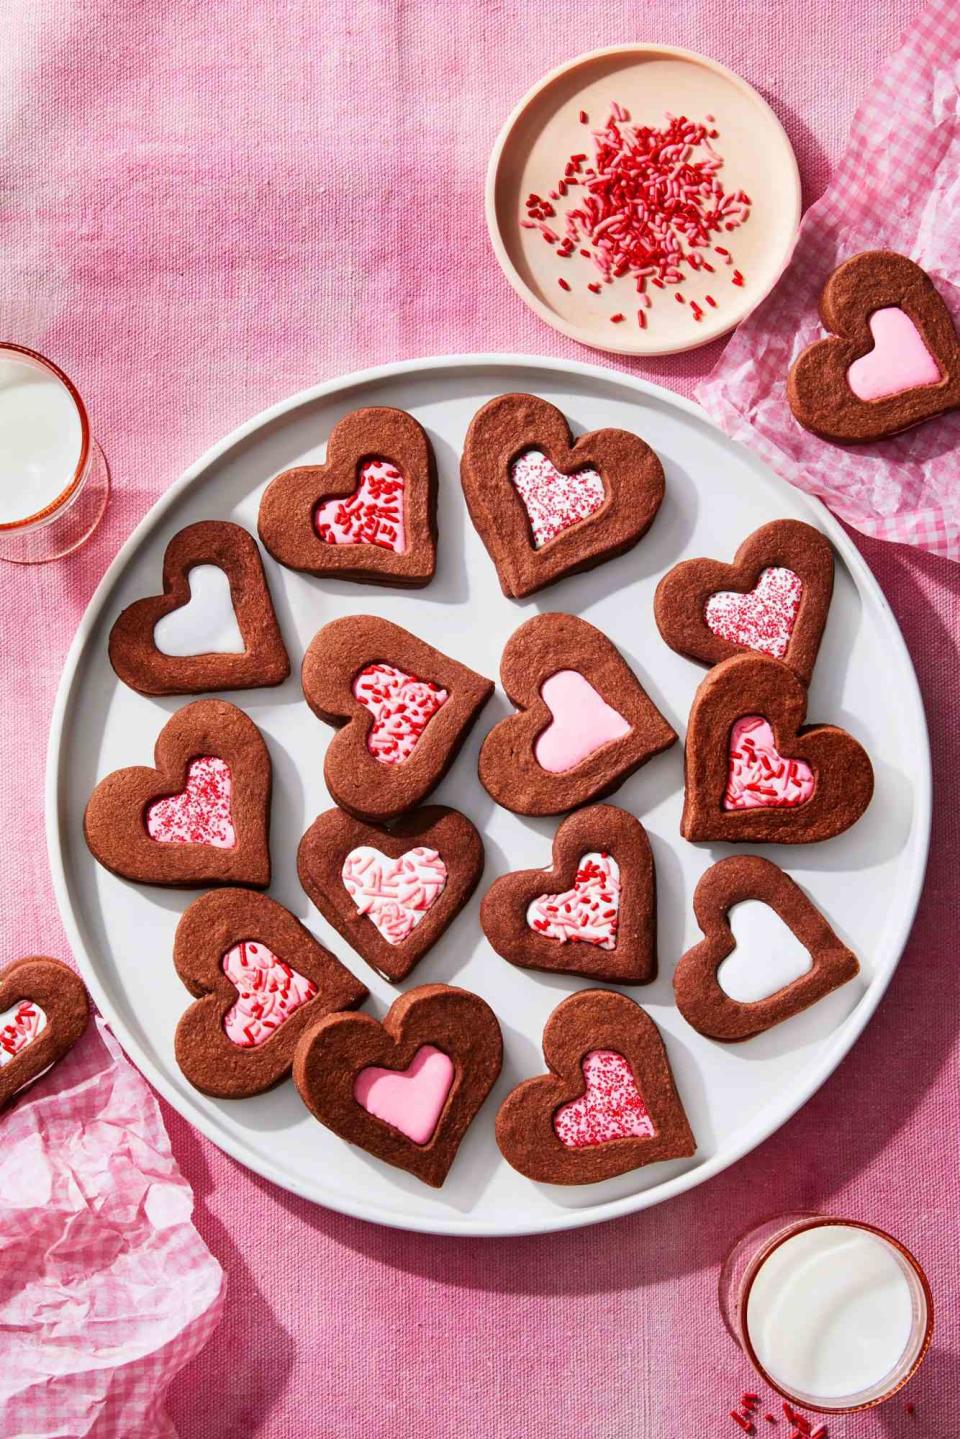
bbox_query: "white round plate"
[486,45,801,355]
[47,355,929,1237]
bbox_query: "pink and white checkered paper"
[0,1018,224,1439]
[697,0,960,559]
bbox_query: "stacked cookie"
[82,395,872,1189]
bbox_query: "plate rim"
[485,42,803,357]
[45,351,931,1237]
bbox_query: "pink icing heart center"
[145,756,236,848]
[510,449,606,548]
[353,663,449,765]
[846,307,941,402]
[0,999,46,1067]
[527,851,620,950]
[725,716,816,810]
[704,567,802,661]
[534,670,631,773]
[341,845,448,945]
[354,1043,454,1145]
[314,458,406,552]
[553,1050,656,1149]
[221,940,318,1048]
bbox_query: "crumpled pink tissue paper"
[696,0,960,559]
[0,1017,224,1439]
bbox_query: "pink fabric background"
[2,3,957,1435]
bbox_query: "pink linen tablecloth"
[2,2,957,1436]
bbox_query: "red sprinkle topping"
[579,109,588,124]
[610,312,626,323]
[730,1413,755,1435]
[557,277,571,291]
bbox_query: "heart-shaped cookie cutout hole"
[510,450,606,548]
[153,565,245,657]
[221,940,319,1047]
[354,1043,454,1144]
[146,756,237,847]
[315,458,406,552]
[461,393,665,598]
[294,984,503,1187]
[674,856,859,1041]
[705,567,802,662]
[725,716,816,810]
[108,520,288,696]
[846,307,942,401]
[535,671,631,773]
[342,845,448,945]
[717,900,813,1002]
[481,805,655,984]
[258,406,436,585]
[173,889,366,1099]
[299,805,483,983]
[495,989,695,1184]
[0,958,90,1108]
[0,999,47,1066]
[527,852,620,950]
[352,663,449,765]
[553,1049,656,1148]
[84,699,272,887]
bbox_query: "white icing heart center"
[0,999,47,1067]
[717,900,814,1003]
[221,940,318,1047]
[146,756,237,847]
[705,567,802,661]
[341,845,448,945]
[153,565,245,657]
[527,852,620,950]
[510,449,605,548]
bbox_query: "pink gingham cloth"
[0,1020,224,1439]
[698,1,960,557]
[2,2,958,1438]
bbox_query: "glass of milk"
[0,342,109,563]
[720,1215,933,1413]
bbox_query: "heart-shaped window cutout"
[314,457,407,552]
[0,999,47,1066]
[354,1043,454,1144]
[724,716,816,811]
[553,1049,657,1149]
[705,567,802,661]
[352,663,449,766]
[221,940,319,1047]
[717,900,814,1003]
[534,671,631,773]
[510,449,606,549]
[341,845,448,944]
[145,756,237,847]
[153,565,245,657]
[527,851,620,950]
[846,307,942,401]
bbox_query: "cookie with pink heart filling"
[787,251,960,443]
[681,653,873,844]
[258,406,437,586]
[495,989,695,1184]
[293,984,503,1187]
[461,393,665,598]
[172,888,367,1098]
[480,805,656,984]
[674,856,860,1042]
[302,616,493,823]
[654,520,833,685]
[83,699,272,887]
[478,612,676,816]
[297,806,484,982]
[108,521,289,695]
[0,958,90,1109]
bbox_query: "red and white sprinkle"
[352,663,448,765]
[553,1050,656,1149]
[527,851,620,950]
[0,1000,46,1066]
[146,756,236,848]
[725,716,816,811]
[705,567,803,660]
[314,458,406,553]
[222,941,318,1047]
[341,845,448,944]
[510,449,605,548]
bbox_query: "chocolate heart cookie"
[302,616,493,823]
[108,521,289,695]
[298,805,484,982]
[461,393,665,597]
[0,958,90,1108]
[654,519,833,685]
[495,989,695,1184]
[258,406,437,585]
[173,888,367,1098]
[478,612,676,816]
[787,251,960,443]
[681,653,873,843]
[293,984,502,1187]
[480,804,656,984]
[83,699,272,887]
[673,856,860,1041]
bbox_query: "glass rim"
[738,1216,935,1416]
[0,341,91,531]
